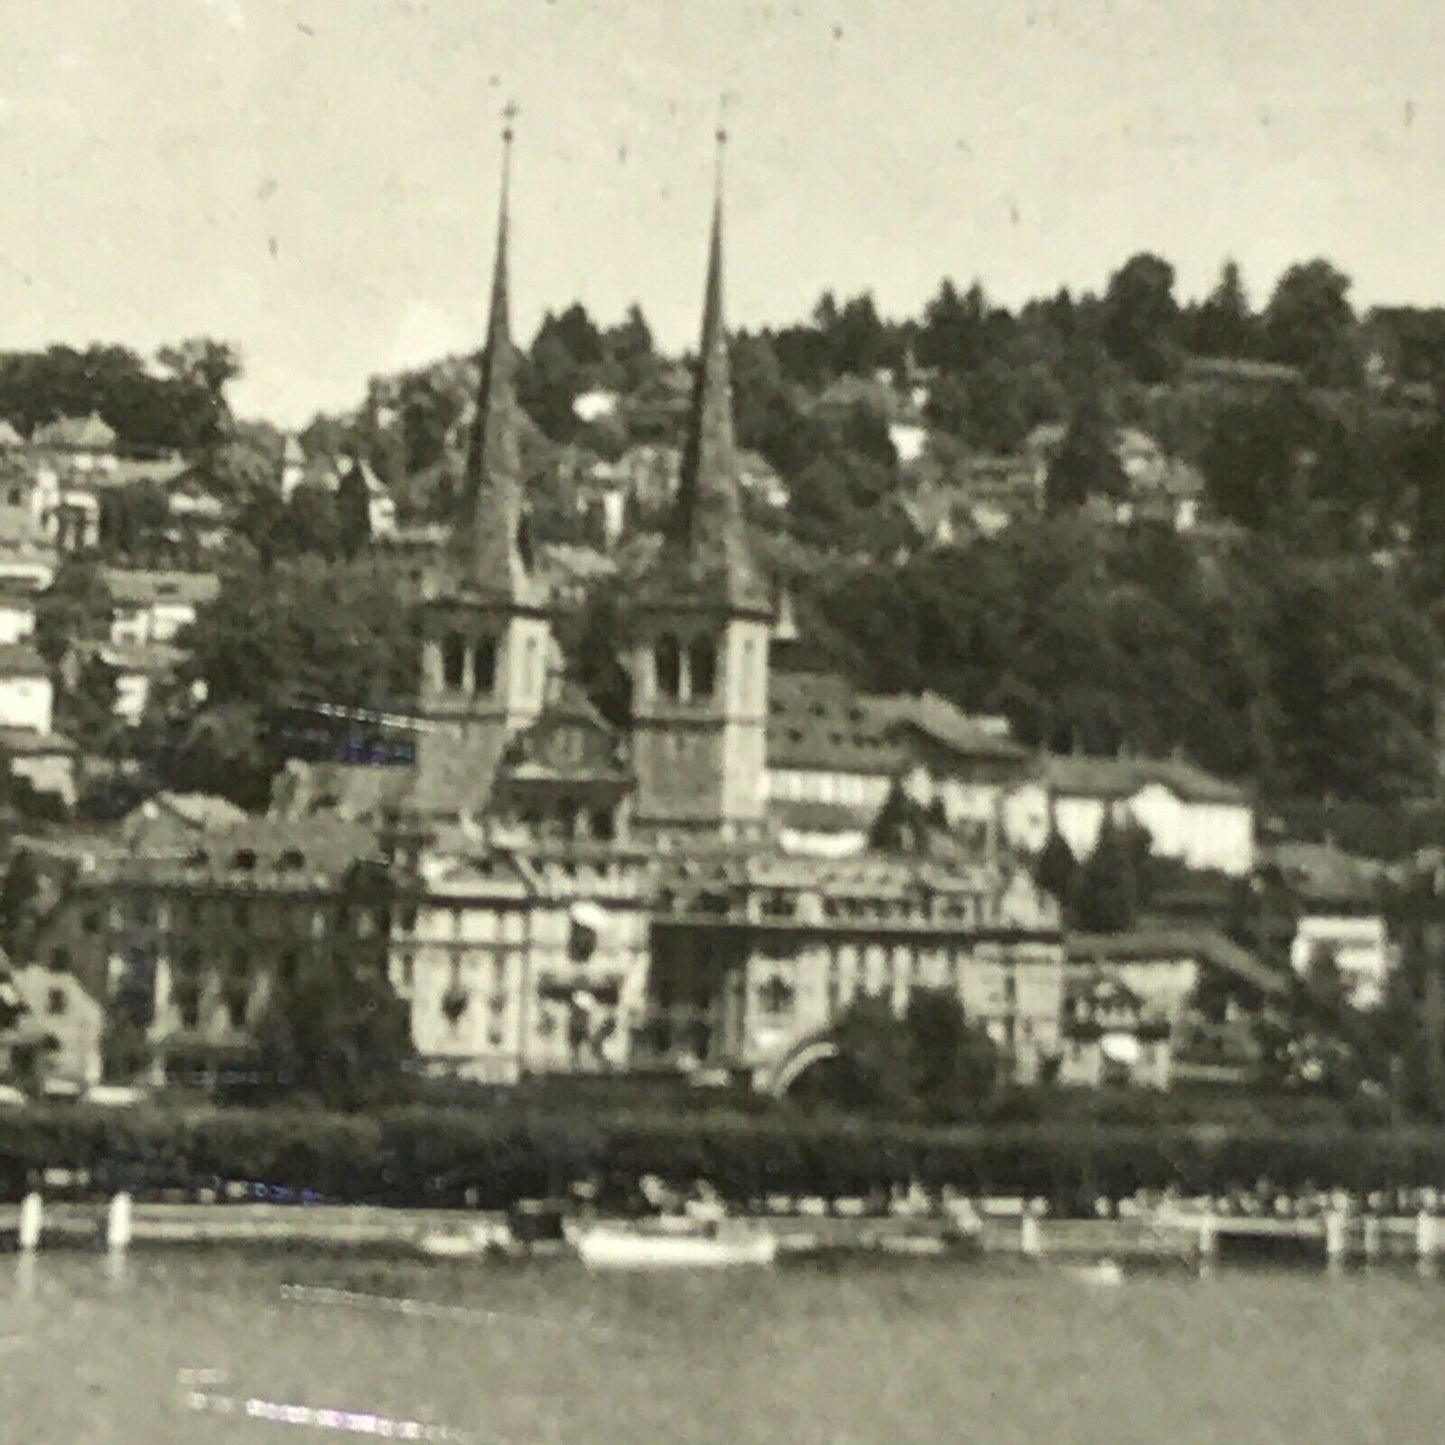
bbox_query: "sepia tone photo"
[3,1,1445,1441]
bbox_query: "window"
[223,951,250,1029]
[472,638,496,696]
[591,808,615,842]
[47,988,66,1016]
[688,636,717,698]
[49,947,71,974]
[655,634,681,699]
[400,954,414,990]
[233,899,250,928]
[82,911,100,935]
[233,849,257,871]
[442,633,466,690]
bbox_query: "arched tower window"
[688,636,717,699]
[442,633,466,691]
[655,634,681,699]
[472,637,497,696]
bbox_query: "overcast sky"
[3,0,1444,427]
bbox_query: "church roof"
[635,152,770,618]
[445,129,546,613]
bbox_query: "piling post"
[1020,1205,1042,1259]
[1324,1210,1348,1272]
[1197,1214,1218,1278]
[18,1192,42,1253]
[1362,1214,1382,1264]
[106,1193,133,1255]
[1417,1210,1439,1276]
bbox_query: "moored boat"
[574,1221,778,1270]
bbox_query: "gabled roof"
[33,413,117,451]
[0,643,46,677]
[1042,753,1249,806]
[866,692,1028,764]
[101,569,219,609]
[767,669,902,775]
[1067,927,1289,997]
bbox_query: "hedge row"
[4,1105,1445,1212]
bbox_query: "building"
[1262,841,1394,1010]
[18,136,1069,1096]
[1003,754,1256,877]
[0,644,54,735]
[1061,929,1288,1089]
[0,962,104,1088]
[277,132,1068,1093]
[103,569,220,645]
[18,816,387,1087]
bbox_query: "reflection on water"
[4,1251,1445,1444]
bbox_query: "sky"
[4,0,1445,427]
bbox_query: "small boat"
[574,1222,778,1270]
[416,1222,507,1259]
[1068,1259,1125,1288]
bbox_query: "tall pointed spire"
[660,119,768,614]
[457,102,537,604]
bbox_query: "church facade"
[345,133,1067,1092]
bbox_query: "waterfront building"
[7,128,1067,1095]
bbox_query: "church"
[275,126,1067,1092]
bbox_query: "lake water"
[4,1250,1444,1444]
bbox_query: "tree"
[252,877,411,1109]
[335,462,373,560]
[828,987,999,1118]
[1262,260,1361,387]
[57,652,121,756]
[1072,811,1138,933]
[0,850,41,957]
[1102,252,1180,383]
[155,337,243,450]
[1187,259,1257,358]
[34,560,112,668]
[1045,369,1125,513]
[1034,823,1078,911]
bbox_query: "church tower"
[411,110,553,818]
[626,129,773,838]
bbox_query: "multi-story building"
[16,134,1069,1095]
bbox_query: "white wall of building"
[0,671,53,733]
[1292,915,1394,1011]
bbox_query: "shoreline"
[3,1198,1440,1268]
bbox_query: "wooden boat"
[416,1222,507,1259]
[574,1221,778,1270]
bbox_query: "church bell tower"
[626,128,773,839]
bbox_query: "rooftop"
[767,669,903,776]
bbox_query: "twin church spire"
[459,112,763,616]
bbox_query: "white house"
[102,569,220,646]
[0,644,53,735]
[1003,754,1255,877]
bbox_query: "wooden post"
[1020,1208,1042,1258]
[1362,1215,1382,1264]
[1198,1214,1218,1277]
[18,1192,42,1253]
[1417,1210,1439,1275]
[1324,1210,1347,1272]
[106,1193,133,1255]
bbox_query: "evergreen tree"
[1072,811,1138,933]
[335,461,373,560]
[1034,823,1078,911]
[1045,364,1125,513]
[1187,259,1257,358]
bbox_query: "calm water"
[4,1250,1445,1444]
